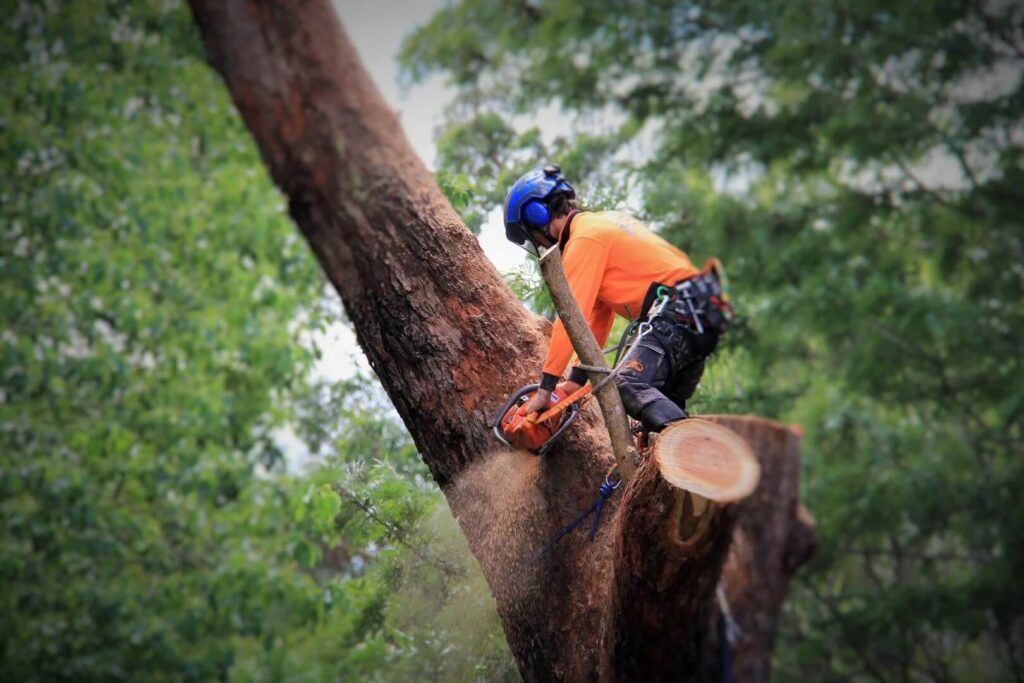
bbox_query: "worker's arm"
[541,236,610,383]
[522,237,609,414]
[565,302,614,387]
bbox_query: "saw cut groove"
[652,419,761,502]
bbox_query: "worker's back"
[564,211,700,320]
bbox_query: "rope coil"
[526,470,621,566]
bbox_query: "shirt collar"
[559,210,580,250]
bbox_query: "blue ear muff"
[523,200,551,228]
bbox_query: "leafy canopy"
[2,1,515,681]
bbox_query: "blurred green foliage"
[404,0,1024,680]
[2,2,514,681]
[6,0,1022,681]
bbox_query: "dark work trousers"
[616,316,721,432]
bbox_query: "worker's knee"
[616,380,687,432]
[617,380,666,415]
[637,398,687,432]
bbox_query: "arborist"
[503,164,732,434]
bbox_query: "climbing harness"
[525,466,621,565]
[634,258,733,337]
[658,268,732,335]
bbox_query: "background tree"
[402,1,1024,680]
[1,2,515,680]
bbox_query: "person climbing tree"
[187,4,816,678]
[506,164,733,433]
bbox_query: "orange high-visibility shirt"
[542,211,700,379]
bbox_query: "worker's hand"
[555,380,583,397]
[519,388,552,418]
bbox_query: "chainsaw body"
[493,384,580,455]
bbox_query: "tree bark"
[710,417,819,683]
[187,2,815,680]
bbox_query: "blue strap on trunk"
[526,474,620,566]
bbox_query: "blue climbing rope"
[527,471,621,566]
[720,617,734,683]
[717,582,741,683]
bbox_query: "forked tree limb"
[187,2,815,680]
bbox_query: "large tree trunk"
[187,2,816,680]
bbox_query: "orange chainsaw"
[493,383,593,455]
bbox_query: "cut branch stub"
[652,418,761,503]
[603,454,737,682]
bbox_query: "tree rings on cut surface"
[652,419,760,502]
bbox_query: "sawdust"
[448,449,548,603]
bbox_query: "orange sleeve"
[588,302,615,348]
[565,302,614,385]
[542,237,610,377]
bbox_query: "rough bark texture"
[188,2,815,680]
[606,455,735,681]
[710,417,819,683]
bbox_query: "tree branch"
[334,484,467,578]
[537,246,636,479]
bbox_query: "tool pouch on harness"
[639,259,733,334]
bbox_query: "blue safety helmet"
[503,164,575,257]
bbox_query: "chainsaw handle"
[531,383,592,425]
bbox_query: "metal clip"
[647,293,671,321]
[684,294,705,334]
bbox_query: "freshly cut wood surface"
[652,418,761,502]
